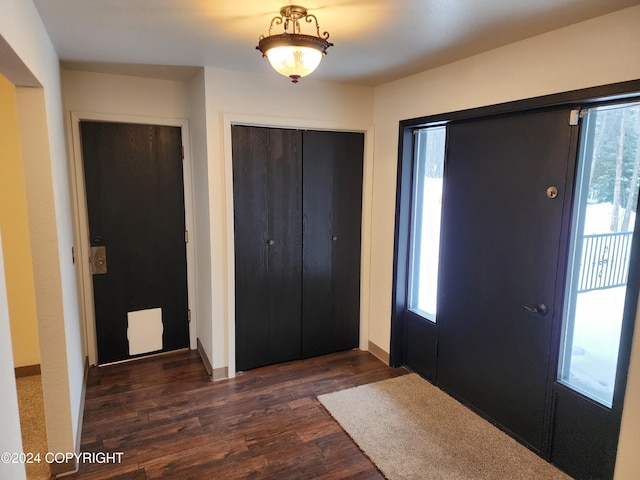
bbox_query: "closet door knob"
[332,235,338,241]
[268,239,275,246]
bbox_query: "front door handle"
[522,303,547,316]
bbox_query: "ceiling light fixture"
[256,5,333,83]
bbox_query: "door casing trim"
[222,113,374,378]
[68,111,197,365]
[390,79,640,479]
[391,79,640,368]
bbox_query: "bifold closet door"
[302,130,364,358]
[232,125,303,371]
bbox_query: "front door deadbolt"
[547,186,559,199]
[90,246,107,274]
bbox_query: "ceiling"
[33,0,640,86]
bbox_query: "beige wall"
[0,74,40,368]
[370,6,640,479]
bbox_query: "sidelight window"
[559,101,640,407]
[407,126,446,322]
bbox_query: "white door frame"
[222,113,374,377]
[69,111,197,365]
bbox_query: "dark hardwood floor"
[66,349,407,479]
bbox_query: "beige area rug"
[16,375,51,479]
[318,374,571,480]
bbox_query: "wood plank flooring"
[65,349,408,479]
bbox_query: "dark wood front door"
[81,121,189,364]
[437,108,575,452]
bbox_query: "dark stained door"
[81,121,189,364]
[437,108,575,452]
[302,130,364,357]
[232,125,303,371]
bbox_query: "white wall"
[17,86,78,458]
[0,232,26,480]
[60,67,375,378]
[0,0,85,464]
[203,67,374,374]
[62,70,193,120]
[616,305,640,479]
[369,5,640,353]
[369,6,640,478]
[187,70,214,370]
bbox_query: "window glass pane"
[559,102,640,407]
[407,126,446,321]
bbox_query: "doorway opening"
[391,81,640,480]
[0,72,50,480]
[70,114,197,365]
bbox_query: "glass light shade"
[265,46,323,81]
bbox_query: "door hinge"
[569,109,584,126]
[188,308,191,323]
[181,145,185,160]
[185,230,189,243]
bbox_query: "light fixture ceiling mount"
[256,5,333,83]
